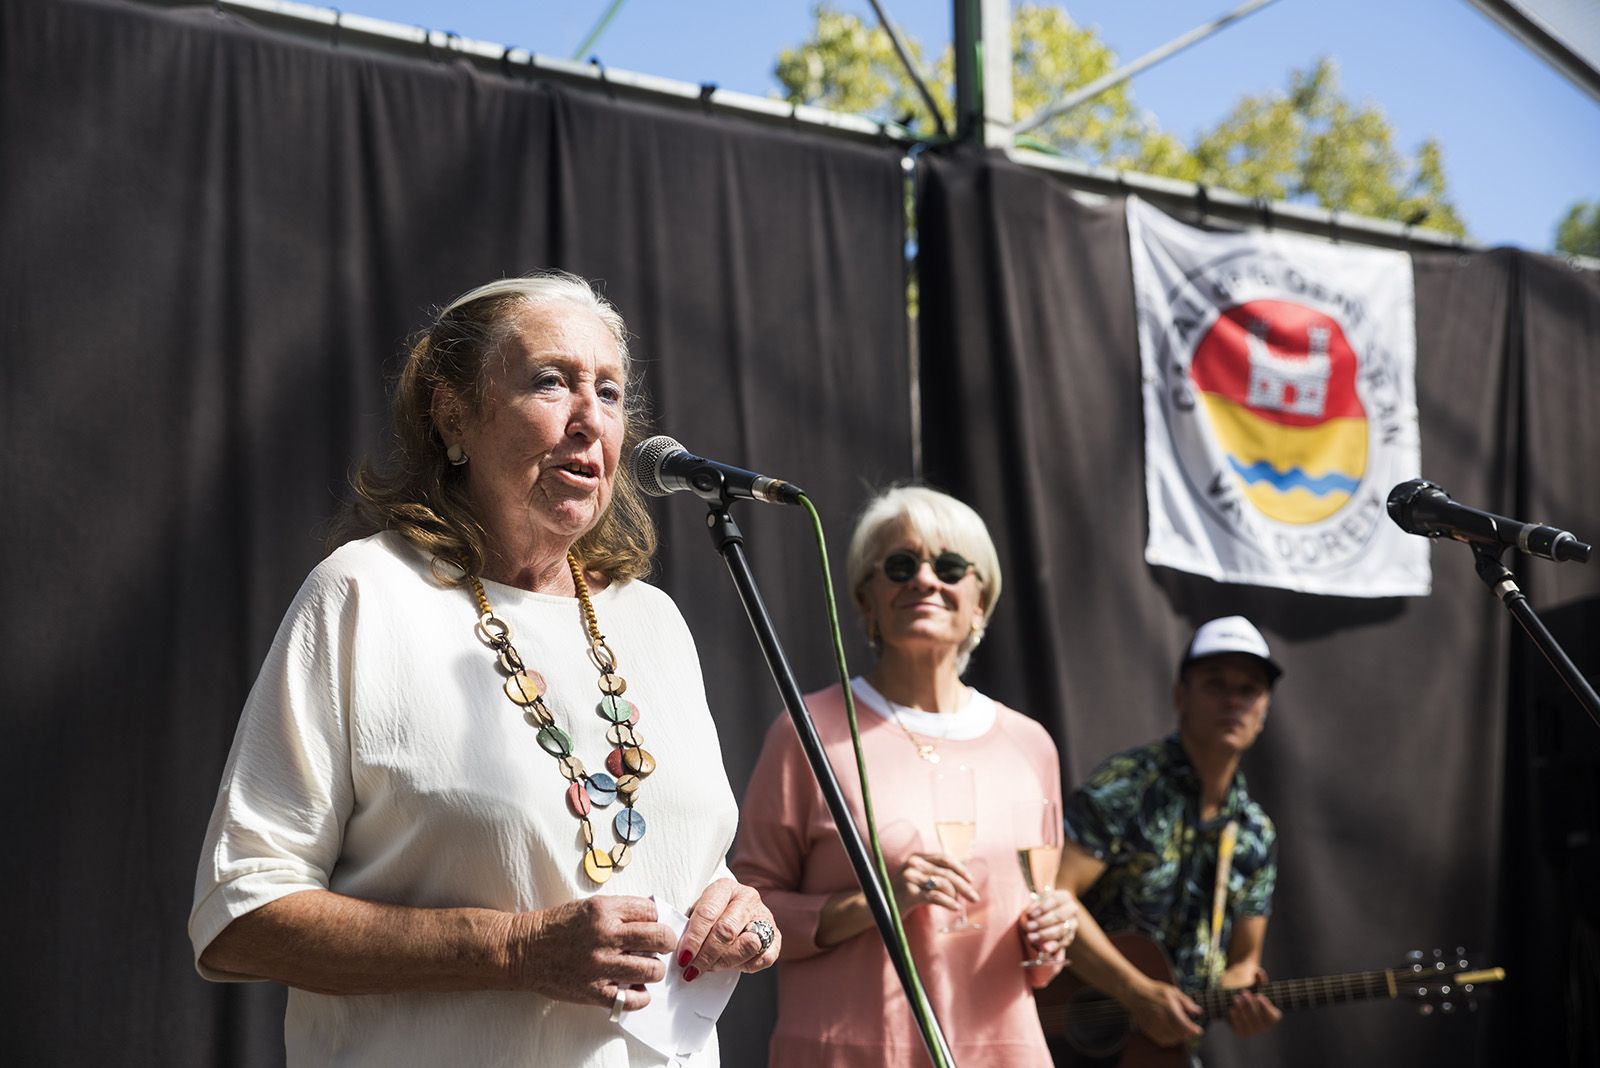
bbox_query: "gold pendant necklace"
[469,554,657,885]
[892,713,947,764]
[877,688,959,764]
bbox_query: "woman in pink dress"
[732,485,1079,1066]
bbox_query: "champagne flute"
[1013,799,1063,967]
[932,763,983,933]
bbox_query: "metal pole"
[571,0,630,60]
[1016,0,1282,136]
[704,506,958,1066]
[867,0,951,141]
[953,0,1013,146]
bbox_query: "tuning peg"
[1406,950,1424,962]
[1440,1000,1456,1014]
[1418,1003,1434,1016]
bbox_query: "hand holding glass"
[1013,798,1063,966]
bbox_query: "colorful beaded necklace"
[468,553,655,885]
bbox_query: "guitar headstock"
[1396,947,1505,1015]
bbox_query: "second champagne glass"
[932,763,983,933]
[1013,798,1064,966]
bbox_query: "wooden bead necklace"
[469,553,655,885]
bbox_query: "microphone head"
[631,435,685,497]
[1386,479,1447,535]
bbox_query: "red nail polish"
[677,950,692,968]
[683,966,700,983]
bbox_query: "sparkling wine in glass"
[932,763,983,933]
[1013,799,1063,967]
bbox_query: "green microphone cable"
[797,494,955,1068]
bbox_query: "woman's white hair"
[845,485,1004,676]
[442,270,631,367]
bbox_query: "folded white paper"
[617,894,740,1061]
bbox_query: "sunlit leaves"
[775,6,1467,237]
[1196,58,1466,236]
[774,5,949,131]
[1555,201,1600,257]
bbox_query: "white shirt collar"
[850,676,997,742]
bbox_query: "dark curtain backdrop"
[917,149,1597,1067]
[1496,254,1600,1066]
[0,1,907,1065]
[6,2,1597,1067]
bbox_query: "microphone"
[1386,479,1591,563]
[631,435,805,506]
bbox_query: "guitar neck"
[1195,969,1396,1020]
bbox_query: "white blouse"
[191,532,740,1066]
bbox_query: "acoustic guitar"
[1034,930,1504,1067]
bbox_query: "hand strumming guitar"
[1121,972,1204,1046]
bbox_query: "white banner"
[1129,197,1429,596]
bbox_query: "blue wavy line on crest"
[1227,457,1360,496]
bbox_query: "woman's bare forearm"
[1060,907,1151,1001]
[813,889,875,948]
[199,889,519,995]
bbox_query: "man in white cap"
[1052,616,1284,1058]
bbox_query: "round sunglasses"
[879,549,976,585]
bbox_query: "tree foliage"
[1555,200,1600,257]
[775,3,1466,237]
[1190,60,1464,235]
[774,5,945,129]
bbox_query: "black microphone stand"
[700,494,956,1068]
[1470,543,1600,729]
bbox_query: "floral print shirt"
[1064,734,1277,994]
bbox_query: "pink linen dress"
[731,681,1065,1067]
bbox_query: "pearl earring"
[446,443,468,466]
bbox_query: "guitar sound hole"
[1063,987,1131,1058]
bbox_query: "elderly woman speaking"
[190,272,778,1066]
[732,485,1079,1066]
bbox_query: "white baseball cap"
[1180,615,1282,682]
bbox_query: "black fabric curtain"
[0,2,907,1064]
[7,2,1597,1066]
[1494,254,1600,1066]
[917,149,1597,1066]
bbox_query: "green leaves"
[775,6,1468,237]
[1555,201,1600,257]
[774,4,948,132]
[1193,58,1466,237]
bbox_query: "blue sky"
[327,1,1597,251]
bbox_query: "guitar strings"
[1036,970,1399,1026]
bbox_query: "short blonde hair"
[330,271,656,584]
[845,485,1003,674]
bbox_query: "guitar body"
[1036,931,1190,1068]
